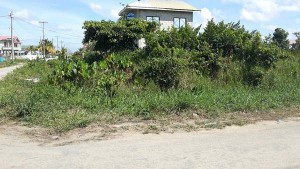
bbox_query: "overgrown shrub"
[83,18,158,54]
[134,45,188,91]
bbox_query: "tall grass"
[0,54,300,132]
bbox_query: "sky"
[0,0,299,52]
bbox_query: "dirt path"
[0,64,23,80]
[0,119,299,169]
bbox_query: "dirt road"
[0,64,23,80]
[0,120,299,169]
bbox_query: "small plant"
[97,74,118,104]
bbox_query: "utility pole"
[55,36,59,51]
[60,40,63,50]
[10,11,14,61]
[39,21,48,59]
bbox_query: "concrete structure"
[0,36,22,57]
[119,0,199,30]
[119,0,199,48]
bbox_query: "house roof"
[0,36,21,43]
[119,0,200,16]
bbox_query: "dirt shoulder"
[0,118,300,169]
[0,107,299,146]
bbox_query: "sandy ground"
[0,120,299,169]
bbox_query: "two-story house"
[118,0,200,47]
[0,36,22,57]
[119,0,199,29]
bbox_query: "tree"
[39,39,56,56]
[272,28,289,50]
[292,32,300,51]
[26,45,38,53]
[82,18,158,55]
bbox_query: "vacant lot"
[0,58,300,134]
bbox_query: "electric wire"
[14,17,83,39]
[9,16,83,51]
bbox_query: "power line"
[14,19,39,39]
[11,17,83,50]
[14,17,83,39]
[14,17,41,28]
[46,29,83,38]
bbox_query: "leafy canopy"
[83,18,158,54]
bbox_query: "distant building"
[289,40,296,49]
[0,36,22,57]
[119,0,200,47]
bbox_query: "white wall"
[0,40,22,51]
[123,9,194,48]
[139,9,193,30]
[126,9,194,30]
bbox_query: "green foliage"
[145,25,200,51]
[1,54,300,132]
[134,41,190,91]
[189,43,222,78]
[83,19,158,54]
[49,52,133,102]
[0,60,22,68]
[39,39,56,55]
[49,59,91,88]
[237,32,291,86]
[272,28,289,50]
[96,53,133,102]
[201,20,249,58]
[3,19,300,132]
[292,32,300,51]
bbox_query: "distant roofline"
[119,5,200,16]
[0,36,21,43]
[119,6,201,16]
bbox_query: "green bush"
[83,18,158,54]
[134,45,188,91]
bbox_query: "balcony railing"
[1,46,22,51]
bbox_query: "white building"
[0,36,22,57]
[119,0,199,29]
[119,0,200,47]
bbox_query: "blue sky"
[0,0,299,52]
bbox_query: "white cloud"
[222,0,300,22]
[30,20,40,26]
[193,8,213,28]
[57,25,73,31]
[14,9,29,19]
[264,25,280,31]
[90,3,102,13]
[110,9,120,19]
[241,9,269,22]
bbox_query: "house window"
[174,18,186,28]
[146,16,160,22]
[14,43,17,47]
[4,42,7,47]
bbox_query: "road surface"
[0,64,23,80]
[0,120,300,169]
